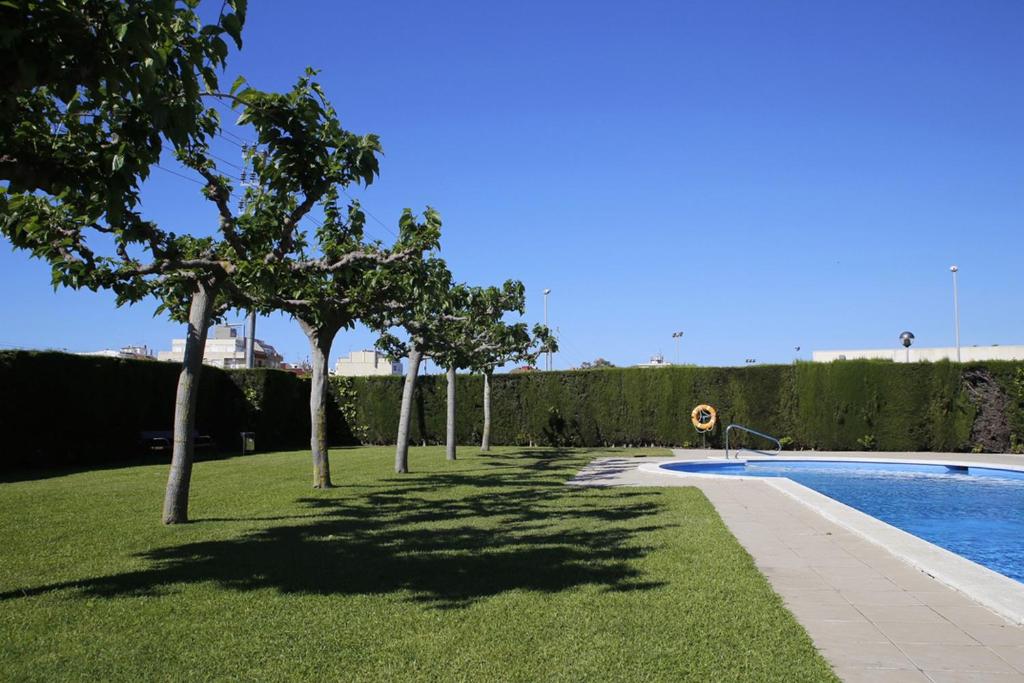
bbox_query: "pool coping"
[640,455,1024,625]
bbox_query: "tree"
[431,281,532,461]
[2,73,382,524]
[471,322,557,451]
[1,0,249,525]
[153,74,382,522]
[372,257,454,473]
[1,0,246,219]
[268,203,441,488]
[580,357,615,369]
[427,283,480,463]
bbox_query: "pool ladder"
[724,424,782,459]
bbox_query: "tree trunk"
[481,370,492,451]
[162,279,216,525]
[395,344,422,473]
[446,365,457,461]
[299,318,339,489]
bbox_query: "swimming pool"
[659,459,1024,583]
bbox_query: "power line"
[341,187,398,238]
[205,123,401,242]
[300,211,389,243]
[155,164,204,186]
[208,151,245,172]
[213,165,244,183]
[156,161,243,186]
[220,129,250,147]
[209,96,236,115]
[208,98,250,145]
[160,109,400,245]
[213,134,245,149]
[155,162,389,243]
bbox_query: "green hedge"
[349,361,1024,453]
[226,367,355,452]
[0,351,355,471]
[4,352,1023,471]
[792,361,973,451]
[350,366,804,449]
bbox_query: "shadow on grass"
[0,448,252,484]
[1,453,670,609]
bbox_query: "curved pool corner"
[640,453,1024,624]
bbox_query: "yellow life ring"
[691,404,717,432]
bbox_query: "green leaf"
[210,36,228,61]
[111,154,124,172]
[221,13,243,48]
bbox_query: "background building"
[158,325,283,369]
[334,350,402,377]
[78,345,156,361]
[635,353,671,368]
[812,345,1024,363]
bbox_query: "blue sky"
[2,0,1022,369]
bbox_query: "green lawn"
[0,447,835,681]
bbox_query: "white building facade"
[78,345,157,360]
[334,350,402,376]
[635,353,671,368]
[158,325,283,369]
[812,345,1024,363]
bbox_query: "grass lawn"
[0,446,836,681]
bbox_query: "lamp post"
[672,331,684,364]
[900,331,915,363]
[950,265,961,362]
[543,288,551,371]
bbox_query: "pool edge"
[642,457,1024,625]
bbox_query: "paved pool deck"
[569,450,1024,682]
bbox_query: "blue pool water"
[661,459,1024,583]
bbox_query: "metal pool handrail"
[724,424,782,459]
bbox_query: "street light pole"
[950,265,961,362]
[672,331,684,365]
[543,288,551,371]
[900,331,915,364]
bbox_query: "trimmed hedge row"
[349,361,1024,453]
[4,352,1023,471]
[792,361,974,451]
[0,351,354,470]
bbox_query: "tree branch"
[194,166,245,254]
[270,190,322,262]
[127,257,230,276]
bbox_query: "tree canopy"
[1,0,247,220]
[266,201,442,488]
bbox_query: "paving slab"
[569,453,1024,682]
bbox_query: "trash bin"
[241,432,256,455]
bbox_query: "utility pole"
[245,311,256,369]
[240,143,257,370]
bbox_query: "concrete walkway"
[569,452,1024,682]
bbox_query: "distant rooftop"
[812,345,1024,363]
